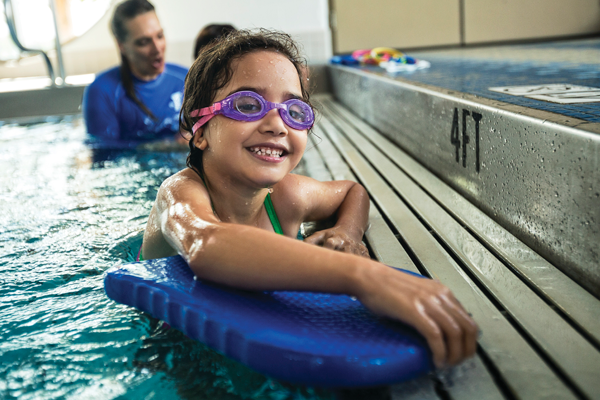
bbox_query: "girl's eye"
[289,104,307,122]
[234,96,261,114]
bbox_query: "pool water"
[0,116,333,399]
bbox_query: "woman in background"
[83,0,188,147]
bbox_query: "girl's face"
[199,50,308,190]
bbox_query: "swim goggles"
[190,91,314,134]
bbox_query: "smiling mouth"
[248,146,287,158]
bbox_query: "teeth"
[249,146,284,157]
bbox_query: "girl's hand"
[355,263,479,369]
[304,227,370,258]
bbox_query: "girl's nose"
[259,109,288,136]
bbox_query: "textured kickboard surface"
[104,255,433,387]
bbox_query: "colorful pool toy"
[332,47,431,73]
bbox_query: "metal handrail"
[48,0,65,84]
[3,0,67,87]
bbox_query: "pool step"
[310,95,600,399]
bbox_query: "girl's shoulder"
[154,168,214,218]
[269,174,312,228]
[158,168,205,197]
[273,175,360,224]
[271,173,323,216]
[273,173,312,198]
[274,173,339,196]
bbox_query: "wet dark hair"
[110,0,157,120]
[193,24,236,60]
[181,29,313,176]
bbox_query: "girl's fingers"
[360,267,478,369]
[409,312,447,369]
[324,236,343,250]
[423,293,479,366]
[353,243,369,258]
[306,231,370,258]
[303,232,325,246]
[424,298,465,366]
[335,238,368,256]
[440,294,479,359]
[359,243,369,257]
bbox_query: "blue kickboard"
[104,255,433,387]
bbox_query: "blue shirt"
[83,63,188,147]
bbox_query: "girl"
[141,29,478,369]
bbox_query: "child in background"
[141,29,478,369]
[193,24,236,60]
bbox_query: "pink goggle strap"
[190,103,222,134]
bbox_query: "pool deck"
[346,37,600,134]
[327,37,600,299]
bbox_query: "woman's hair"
[110,0,157,120]
[181,29,312,175]
[193,24,236,60]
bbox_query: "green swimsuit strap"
[264,193,303,239]
[264,192,284,235]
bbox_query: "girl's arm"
[274,174,370,256]
[154,172,479,368]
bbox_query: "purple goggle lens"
[190,91,314,134]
